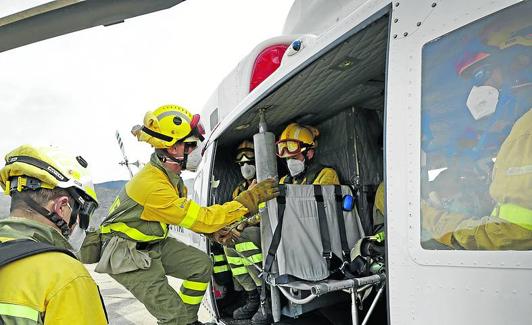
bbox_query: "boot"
[250,303,273,325]
[221,289,247,317]
[251,287,273,325]
[233,289,260,320]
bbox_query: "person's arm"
[420,200,521,250]
[45,275,107,325]
[140,183,249,233]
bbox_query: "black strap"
[314,185,332,267]
[141,126,174,142]
[335,186,350,262]
[0,239,76,268]
[5,156,68,182]
[264,186,286,273]
[20,195,71,237]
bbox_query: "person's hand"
[213,226,241,246]
[248,179,257,190]
[234,178,279,214]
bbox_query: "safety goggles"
[235,149,255,163]
[276,139,308,158]
[471,65,494,86]
[67,188,98,230]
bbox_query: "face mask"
[185,147,202,172]
[466,85,499,120]
[287,158,305,177]
[240,163,256,180]
[67,224,86,253]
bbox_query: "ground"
[87,264,213,325]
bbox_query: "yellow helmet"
[235,140,255,164]
[276,123,319,158]
[0,145,98,231]
[132,104,205,149]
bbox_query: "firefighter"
[215,140,265,323]
[277,123,340,185]
[0,145,107,324]
[422,109,532,249]
[96,105,279,325]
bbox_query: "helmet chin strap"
[20,195,71,237]
[156,149,188,168]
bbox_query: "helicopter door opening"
[208,10,390,325]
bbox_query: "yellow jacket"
[102,153,249,240]
[0,218,107,324]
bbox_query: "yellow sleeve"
[140,182,249,233]
[419,201,521,250]
[314,168,340,185]
[45,276,107,325]
[420,200,469,247]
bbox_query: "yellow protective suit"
[0,218,107,325]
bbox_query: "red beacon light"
[249,44,288,92]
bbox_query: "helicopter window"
[420,1,532,250]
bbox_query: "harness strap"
[335,185,350,262]
[264,186,286,273]
[314,185,332,267]
[0,239,76,268]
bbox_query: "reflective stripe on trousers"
[235,241,263,266]
[178,280,208,305]
[226,255,249,276]
[212,254,230,274]
[100,222,168,242]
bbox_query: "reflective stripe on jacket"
[0,218,108,325]
[492,203,532,231]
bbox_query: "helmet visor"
[276,139,304,158]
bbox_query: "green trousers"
[223,226,263,292]
[110,237,212,325]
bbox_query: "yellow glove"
[234,178,280,215]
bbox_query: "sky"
[0,0,293,183]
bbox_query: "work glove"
[234,178,280,215]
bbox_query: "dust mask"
[67,224,86,253]
[287,158,305,177]
[185,147,201,172]
[240,163,256,180]
[466,85,499,120]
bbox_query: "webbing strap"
[264,186,286,273]
[314,186,332,266]
[0,239,76,268]
[335,186,350,261]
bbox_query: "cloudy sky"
[0,0,293,183]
